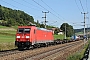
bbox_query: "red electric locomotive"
[15,26,54,50]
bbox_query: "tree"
[36,20,40,27]
[0,5,34,26]
[40,24,45,28]
[60,23,73,37]
[54,28,60,35]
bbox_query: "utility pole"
[81,12,88,45]
[86,24,88,40]
[42,11,49,28]
[65,23,66,39]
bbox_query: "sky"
[0,0,90,29]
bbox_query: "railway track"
[24,40,84,60]
[41,41,84,60]
[0,40,83,60]
[0,49,22,57]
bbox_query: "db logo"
[22,36,24,38]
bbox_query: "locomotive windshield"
[18,28,30,33]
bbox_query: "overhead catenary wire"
[22,0,41,9]
[74,0,82,12]
[74,0,89,28]
[32,0,68,23]
[1,0,57,24]
[85,0,89,22]
[11,0,44,21]
[1,0,19,9]
[86,0,88,12]
[22,0,44,11]
[32,0,60,20]
[1,0,34,15]
[11,0,44,19]
[11,0,41,11]
[86,0,89,27]
[1,0,89,29]
[22,0,54,22]
[2,1,33,16]
[40,0,66,22]
[71,0,84,27]
[41,0,81,26]
[79,0,85,12]
[1,0,75,25]
[32,0,49,12]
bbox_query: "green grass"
[11,26,18,29]
[54,34,65,40]
[0,25,8,28]
[0,25,17,30]
[54,34,70,40]
[0,30,16,34]
[0,34,15,43]
[0,25,18,29]
[0,34,16,50]
[0,25,17,34]
[0,25,16,43]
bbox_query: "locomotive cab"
[15,27,31,50]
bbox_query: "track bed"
[0,40,84,60]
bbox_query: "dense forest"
[0,5,34,26]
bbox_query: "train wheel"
[30,45,34,50]
[45,43,49,47]
[26,46,30,50]
[18,47,23,51]
[37,43,41,48]
[33,43,40,48]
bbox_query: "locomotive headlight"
[17,36,20,38]
[26,36,30,38]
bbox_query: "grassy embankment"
[54,34,64,40]
[0,26,16,50]
[67,40,90,60]
[0,26,16,42]
[54,34,70,40]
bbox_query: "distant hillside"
[0,5,34,26]
[74,28,90,33]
